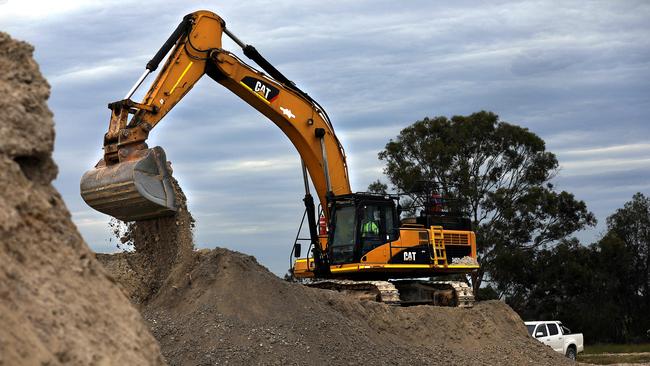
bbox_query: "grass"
[583,343,650,354]
[578,343,650,365]
[578,353,650,365]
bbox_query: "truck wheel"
[565,346,577,361]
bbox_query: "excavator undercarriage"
[306,279,475,308]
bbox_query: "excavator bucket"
[80,146,177,221]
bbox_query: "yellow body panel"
[293,225,479,279]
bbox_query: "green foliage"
[476,285,499,301]
[375,112,648,343]
[607,193,650,302]
[377,111,595,293]
[583,343,650,354]
[283,268,295,282]
[605,193,650,341]
[367,179,388,194]
[504,193,650,343]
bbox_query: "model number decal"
[240,76,279,104]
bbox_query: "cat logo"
[239,76,279,104]
[254,81,273,99]
[403,251,417,261]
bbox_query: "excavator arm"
[81,10,351,223]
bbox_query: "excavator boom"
[80,10,350,222]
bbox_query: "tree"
[500,232,644,343]
[367,179,388,194]
[490,194,650,343]
[607,193,650,301]
[377,111,596,294]
[590,232,640,342]
[605,192,650,339]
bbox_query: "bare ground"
[0,32,164,366]
[99,207,573,366]
[140,248,571,365]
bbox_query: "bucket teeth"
[80,146,177,221]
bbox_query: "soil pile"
[0,33,164,365]
[136,248,572,365]
[97,179,195,305]
[94,181,572,365]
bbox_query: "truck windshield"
[526,325,535,336]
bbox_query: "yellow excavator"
[80,10,479,307]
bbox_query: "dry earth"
[98,186,573,366]
[140,248,573,365]
[0,32,165,366]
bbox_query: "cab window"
[360,204,396,256]
[535,324,548,338]
[547,323,559,336]
[526,325,535,336]
[330,206,356,264]
[383,205,398,241]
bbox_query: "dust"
[97,178,195,305]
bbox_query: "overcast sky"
[2,0,649,275]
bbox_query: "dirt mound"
[0,32,164,365]
[132,248,571,365]
[97,179,195,305]
[94,183,572,365]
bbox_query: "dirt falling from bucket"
[98,177,195,305]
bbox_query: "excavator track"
[306,279,474,308]
[307,280,401,305]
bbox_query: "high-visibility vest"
[362,221,379,235]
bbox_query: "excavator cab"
[328,193,399,265]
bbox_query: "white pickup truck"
[525,321,584,360]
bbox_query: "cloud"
[0,0,108,20]
[560,157,650,177]
[49,57,144,86]
[559,143,650,157]
[3,0,649,275]
[554,141,650,178]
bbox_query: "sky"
[2,0,649,275]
